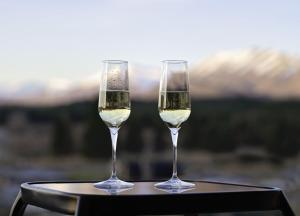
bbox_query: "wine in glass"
[155,60,195,189]
[94,60,133,189]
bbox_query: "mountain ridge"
[1,48,300,106]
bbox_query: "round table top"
[23,180,273,196]
[18,180,285,215]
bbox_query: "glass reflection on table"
[155,187,195,194]
[96,187,133,195]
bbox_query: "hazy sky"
[0,0,299,85]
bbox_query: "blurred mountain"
[1,48,300,106]
[0,78,99,106]
[189,48,300,98]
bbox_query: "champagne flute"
[94,60,133,189]
[155,60,195,189]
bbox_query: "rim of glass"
[102,60,128,64]
[161,60,187,64]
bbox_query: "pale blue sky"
[0,0,299,85]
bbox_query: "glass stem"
[109,127,119,179]
[170,128,179,179]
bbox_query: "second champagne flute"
[94,60,133,189]
[155,60,195,189]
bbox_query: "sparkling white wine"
[98,90,130,128]
[159,91,191,128]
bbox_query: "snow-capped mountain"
[1,48,300,106]
[0,64,161,106]
[189,48,300,98]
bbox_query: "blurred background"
[1,0,300,215]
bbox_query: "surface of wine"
[159,91,190,128]
[99,90,130,127]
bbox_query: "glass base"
[94,176,134,189]
[154,177,195,189]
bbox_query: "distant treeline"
[2,97,300,159]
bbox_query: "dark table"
[10,180,295,215]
